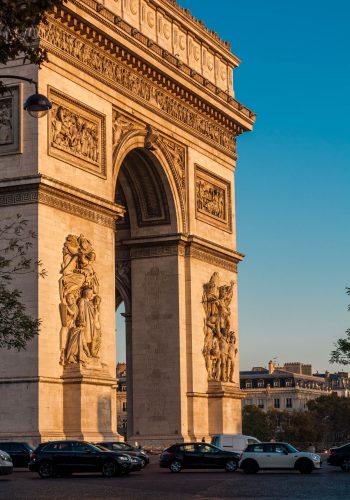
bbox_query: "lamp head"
[23,93,52,118]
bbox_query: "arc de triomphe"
[0,0,255,445]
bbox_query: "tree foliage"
[243,394,350,449]
[330,288,350,365]
[0,0,63,84]
[0,214,45,350]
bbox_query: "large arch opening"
[114,146,180,441]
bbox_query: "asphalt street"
[0,462,349,500]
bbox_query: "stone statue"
[202,273,237,382]
[0,101,13,145]
[59,234,102,367]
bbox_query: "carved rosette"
[59,234,102,367]
[202,272,237,383]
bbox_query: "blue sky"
[117,0,350,372]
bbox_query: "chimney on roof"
[268,360,275,374]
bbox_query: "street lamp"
[0,75,52,118]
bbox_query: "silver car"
[0,449,13,475]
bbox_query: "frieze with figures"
[195,165,232,232]
[39,19,238,156]
[48,88,106,177]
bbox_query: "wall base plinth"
[61,364,123,441]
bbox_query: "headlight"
[0,453,10,461]
[312,455,320,461]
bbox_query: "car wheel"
[140,458,147,468]
[38,461,54,479]
[242,459,259,474]
[102,460,117,477]
[225,460,238,472]
[297,459,314,474]
[341,460,350,472]
[169,460,182,473]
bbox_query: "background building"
[116,363,127,438]
[241,360,331,412]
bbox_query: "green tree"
[307,393,350,445]
[242,405,269,441]
[0,214,45,350]
[0,0,63,76]
[330,288,350,365]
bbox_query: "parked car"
[96,442,149,467]
[211,434,260,453]
[159,443,239,473]
[93,444,143,473]
[0,442,34,467]
[29,440,135,478]
[0,449,13,475]
[239,442,321,474]
[327,443,350,471]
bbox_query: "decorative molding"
[130,243,184,260]
[0,84,22,156]
[48,87,106,177]
[0,178,124,229]
[39,17,242,157]
[186,244,237,273]
[195,164,232,233]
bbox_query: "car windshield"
[285,443,298,453]
[95,444,110,451]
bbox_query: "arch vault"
[0,0,255,445]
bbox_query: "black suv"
[327,443,350,471]
[29,440,134,478]
[0,442,34,467]
[96,442,149,467]
[159,443,239,472]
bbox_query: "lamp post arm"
[0,75,38,93]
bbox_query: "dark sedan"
[327,443,350,471]
[29,440,134,478]
[96,442,149,467]
[159,443,239,472]
[0,442,34,467]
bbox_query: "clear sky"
[117,0,350,373]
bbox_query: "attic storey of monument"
[0,0,255,445]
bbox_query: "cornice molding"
[39,10,254,156]
[0,175,124,229]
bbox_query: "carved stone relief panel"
[48,88,106,177]
[59,234,102,368]
[0,84,22,156]
[195,165,232,232]
[202,273,237,383]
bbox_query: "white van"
[211,434,260,453]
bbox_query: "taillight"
[30,452,37,461]
[239,453,243,460]
[161,451,174,458]
[330,450,336,455]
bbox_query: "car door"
[269,443,294,469]
[197,444,223,468]
[9,443,28,467]
[71,442,100,472]
[50,442,75,470]
[182,444,202,468]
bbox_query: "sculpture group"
[202,272,237,383]
[59,234,102,367]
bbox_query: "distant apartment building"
[116,362,127,437]
[240,360,331,412]
[316,371,350,397]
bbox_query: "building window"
[286,398,292,408]
[273,380,280,387]
[245,381,252,389]
[274,398,280,409]
[245,399,253,406]
[285,379,292,387]
[257,399,264,409]
[122,402,127,412]
[257,380,264,388]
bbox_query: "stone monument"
[0,0,255,445]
